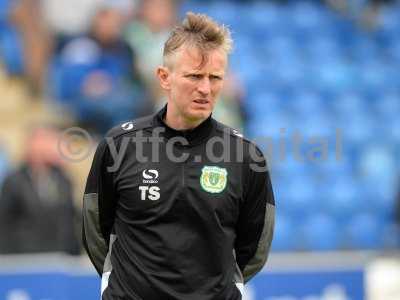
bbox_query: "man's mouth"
[194,99,209,104]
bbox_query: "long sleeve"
[234,145,275,283]
[0,174,21,253]
[82,138,117,276]
[58,170,81,255]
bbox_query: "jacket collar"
[153,104,215,146]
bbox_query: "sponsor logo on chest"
[139,169,160,200]
[142,169,159,184]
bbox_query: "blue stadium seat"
[386,38,400,63]
[359,62,388,91]
[271,213,297,252]
[312,155,353,182]
[289,1,331,39]
[305,37,344,63]
[331,91,366,116]
[178,0,213,17]
[345,213,383,249]
[231,35,253,57]
[323,176,361,220]
[381,64,400,90]
[312,59,354,90]
[294,113,334,138]
[360,142,396,171]
[273,61,304,87]
[387,117,400,143]
[380,5,400,37]
[262,36,298,62]
[272,156,310,176]
[360,181,395,220]
[302,214,341,251]
[245,1,290,38]
[381,222,400,249]
[245,111,291,140]
[231,51,263,88]
[247,90,281,113]
[358,144,397,186]
[358,144,397,217]
[339,114,377,146]
[277,176,318,219]
[351,35,380,64]
[0,147,8,186]
[206,1,238,26]
[328,15,356,46]
[289,89,325,115]
[0,25,24,75]
[0,0,12,21]
[373,92,400,120]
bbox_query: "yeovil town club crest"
[200,166,228,193]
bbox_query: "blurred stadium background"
[1,0,400,299]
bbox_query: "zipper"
[181,151,190,188]
[181,134,190,188]
[181,162,185,188]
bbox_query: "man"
[83,12,275,300]
[54,2,149,135]
[0,126,80,255]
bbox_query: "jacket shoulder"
[214,120,267,162]
[105,115,155,139]
[214,120,253,145]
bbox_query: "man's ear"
[156,66,171,91]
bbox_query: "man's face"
[158,46,227,124]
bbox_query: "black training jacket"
[82,105,275,300]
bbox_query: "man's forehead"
[176,46,227,72]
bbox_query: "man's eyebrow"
[183,71,202,74]
[182,71,224,77]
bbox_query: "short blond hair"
[163,12,232,67]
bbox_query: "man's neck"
[164,107,207,131]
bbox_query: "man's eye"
[210,76,222,81]
[188,74,202,79]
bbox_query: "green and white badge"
[200,166,228,193]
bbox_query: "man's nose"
[197,78,211,96]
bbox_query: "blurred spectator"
[124,0,178,108]
[0,125,80,255]
[360,0,396,29]
[8,0,52,94]
[49,3,150,134]
[42,0,106,38]
[325,0,396,29]
[213,71,246,131]
[0,1,24,76]
[42,0,137,50]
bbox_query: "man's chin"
[187,109,211,122]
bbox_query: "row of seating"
[184,0,400,251]
[273,212,399,251]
